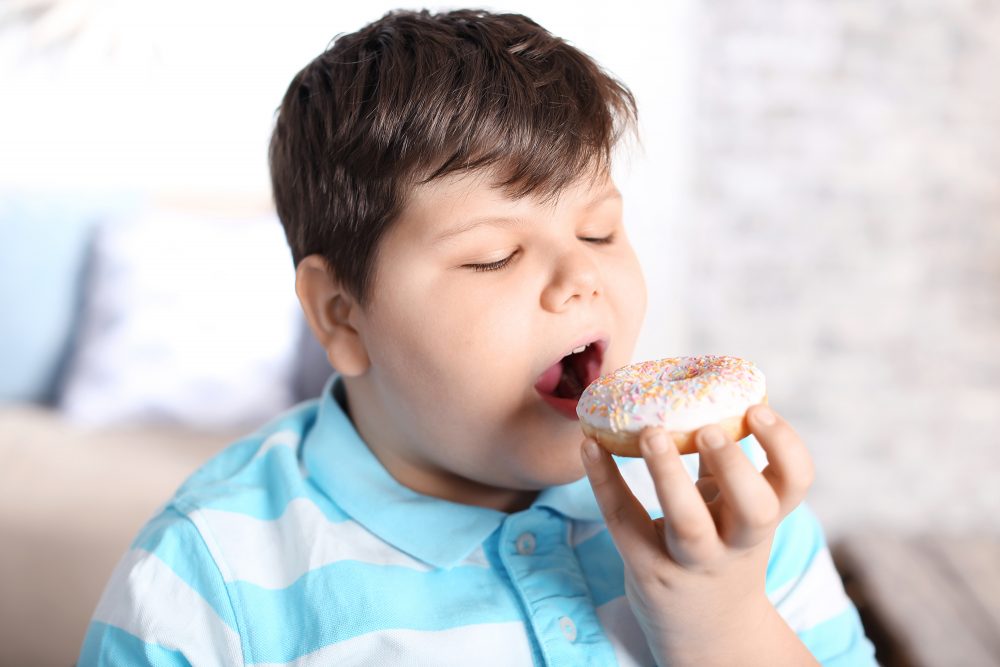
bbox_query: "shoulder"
[767,504,877,665]
[734,435,874,663]
[79,507,245,665]
[157,396,361,589]
[78,399,336,665]
[173,397,322,503]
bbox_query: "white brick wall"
[681,1,1000,537]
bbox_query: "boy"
[80,9,876,666]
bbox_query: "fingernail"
[755,405,776,426]
[642,429,669,454]
[700,427,726,450]
[582,438,601,462]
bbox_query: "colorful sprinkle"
[576,355,767,434]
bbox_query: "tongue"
[535,356,586,399]
[535,361,563,394]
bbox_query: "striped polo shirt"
[79,375,876,666]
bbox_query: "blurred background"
[2,0,998,665]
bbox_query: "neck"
[337,376,539,513]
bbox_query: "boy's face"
[344,169,647,510]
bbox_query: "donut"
[576,355,767,456]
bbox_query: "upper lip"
[536,332,610,379]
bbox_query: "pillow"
[59,210,302,431]
[0,191,141,404]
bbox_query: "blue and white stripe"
[79,375,875,666]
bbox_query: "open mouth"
[534,338,606,418]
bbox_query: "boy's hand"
[581,404,821,666]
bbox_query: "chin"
[491,408,590,489]
[516,438,588,490]
[546,463,587,488]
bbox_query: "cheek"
[429,285,530,377]
[361,276,445,388]
[367,271,528,393]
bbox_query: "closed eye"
[465,234,615,272]
[465,251,517,272]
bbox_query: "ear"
[295,254,370,377]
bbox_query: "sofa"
[0,405,237,666]
[0,192,331,666]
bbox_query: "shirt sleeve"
[77,506,245,666]
[766,502,878,666]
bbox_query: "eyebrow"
[432,188,622,244]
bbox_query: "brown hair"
[269,8,638,306]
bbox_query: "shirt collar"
[534,471,604,523]
[302,375,604,568]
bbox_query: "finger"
[696,454,721,507]
[695,476,719,504]
[639,427,722,566]
[696,424,781,549]
[698,448,712,479]
[581,438,657,567]
[746,404,815,517]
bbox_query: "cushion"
[0,191,141,404]
[58,210,302,430]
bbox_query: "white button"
[559,616,577,642]
[515,532,536,555]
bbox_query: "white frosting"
[576,356,767,435]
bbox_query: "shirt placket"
[498,508,618,666]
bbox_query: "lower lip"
[537,392,582,420]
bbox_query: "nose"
[540,245,602,312]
